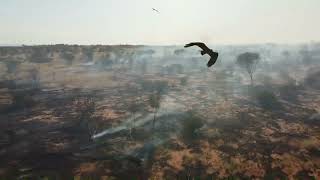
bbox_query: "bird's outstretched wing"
[152,8,160,13]
[185,42,219,68]
[184,42,210,51]
[207,51,219,67]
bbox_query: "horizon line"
[0,41,319,47]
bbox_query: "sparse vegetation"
[174,49,185,56]
[0,44,319,179]
[73,96,97,140]
[97,54,114,70]
[7,90,37,112]
[3,60,20,74]
[278,82,300,102]
[180,76,188,86]
[83,47,94,62]
[256,90,282,111]
[304,70,320,89]
[149,92,162,130]
[181,112,203,143]
[28,67,40,88]
[236,52,260,85]
[128,102,143,138]
[29,47,52,63]
[61,51,75,65]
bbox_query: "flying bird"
[152,8,160,14]
[184,42,219,67]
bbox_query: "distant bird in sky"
[184,42,219,67]
[152,8,160,14]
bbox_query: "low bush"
[278,82,300,102]
[181,112,204,143]
[180,76,188,86]
[73,96,97,139]
[305,70,320,89]
[7,90,37,112]
[256,90,282,111]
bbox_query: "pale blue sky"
[1,0,319,45]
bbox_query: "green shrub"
[305,70,320,89]
[278,82,300,102]
[180,77,188,86]
[256,90,282,111]
[181,112,203,143]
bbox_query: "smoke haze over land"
[0,43,320,179]
[1,0,320,179]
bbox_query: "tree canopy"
[236,52,260,85]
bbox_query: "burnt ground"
[0,45,319,179]
[0,71,319,180]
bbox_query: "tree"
[61,51,75,65]
[282,50,290,61]
[73,96,97,140]
[127,52,135,70]
[149,92,161,130]
[140,59,148,74]
[174,49,185,56]
[83,47,94,62]
[166,64,184,75]
[29,47,52,63]
[236,52,260,86]
[180,76,188,86]
[142,49,155,58]
[128,102,143,139]
[0,48,9,56]
[300,49,311,66]
[4,60,20,74]
[96,53,114,70]
[28,68,40,88]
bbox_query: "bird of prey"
[184,42,219,67]
[152,8,160,14]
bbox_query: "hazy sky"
[1,0,319,45]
